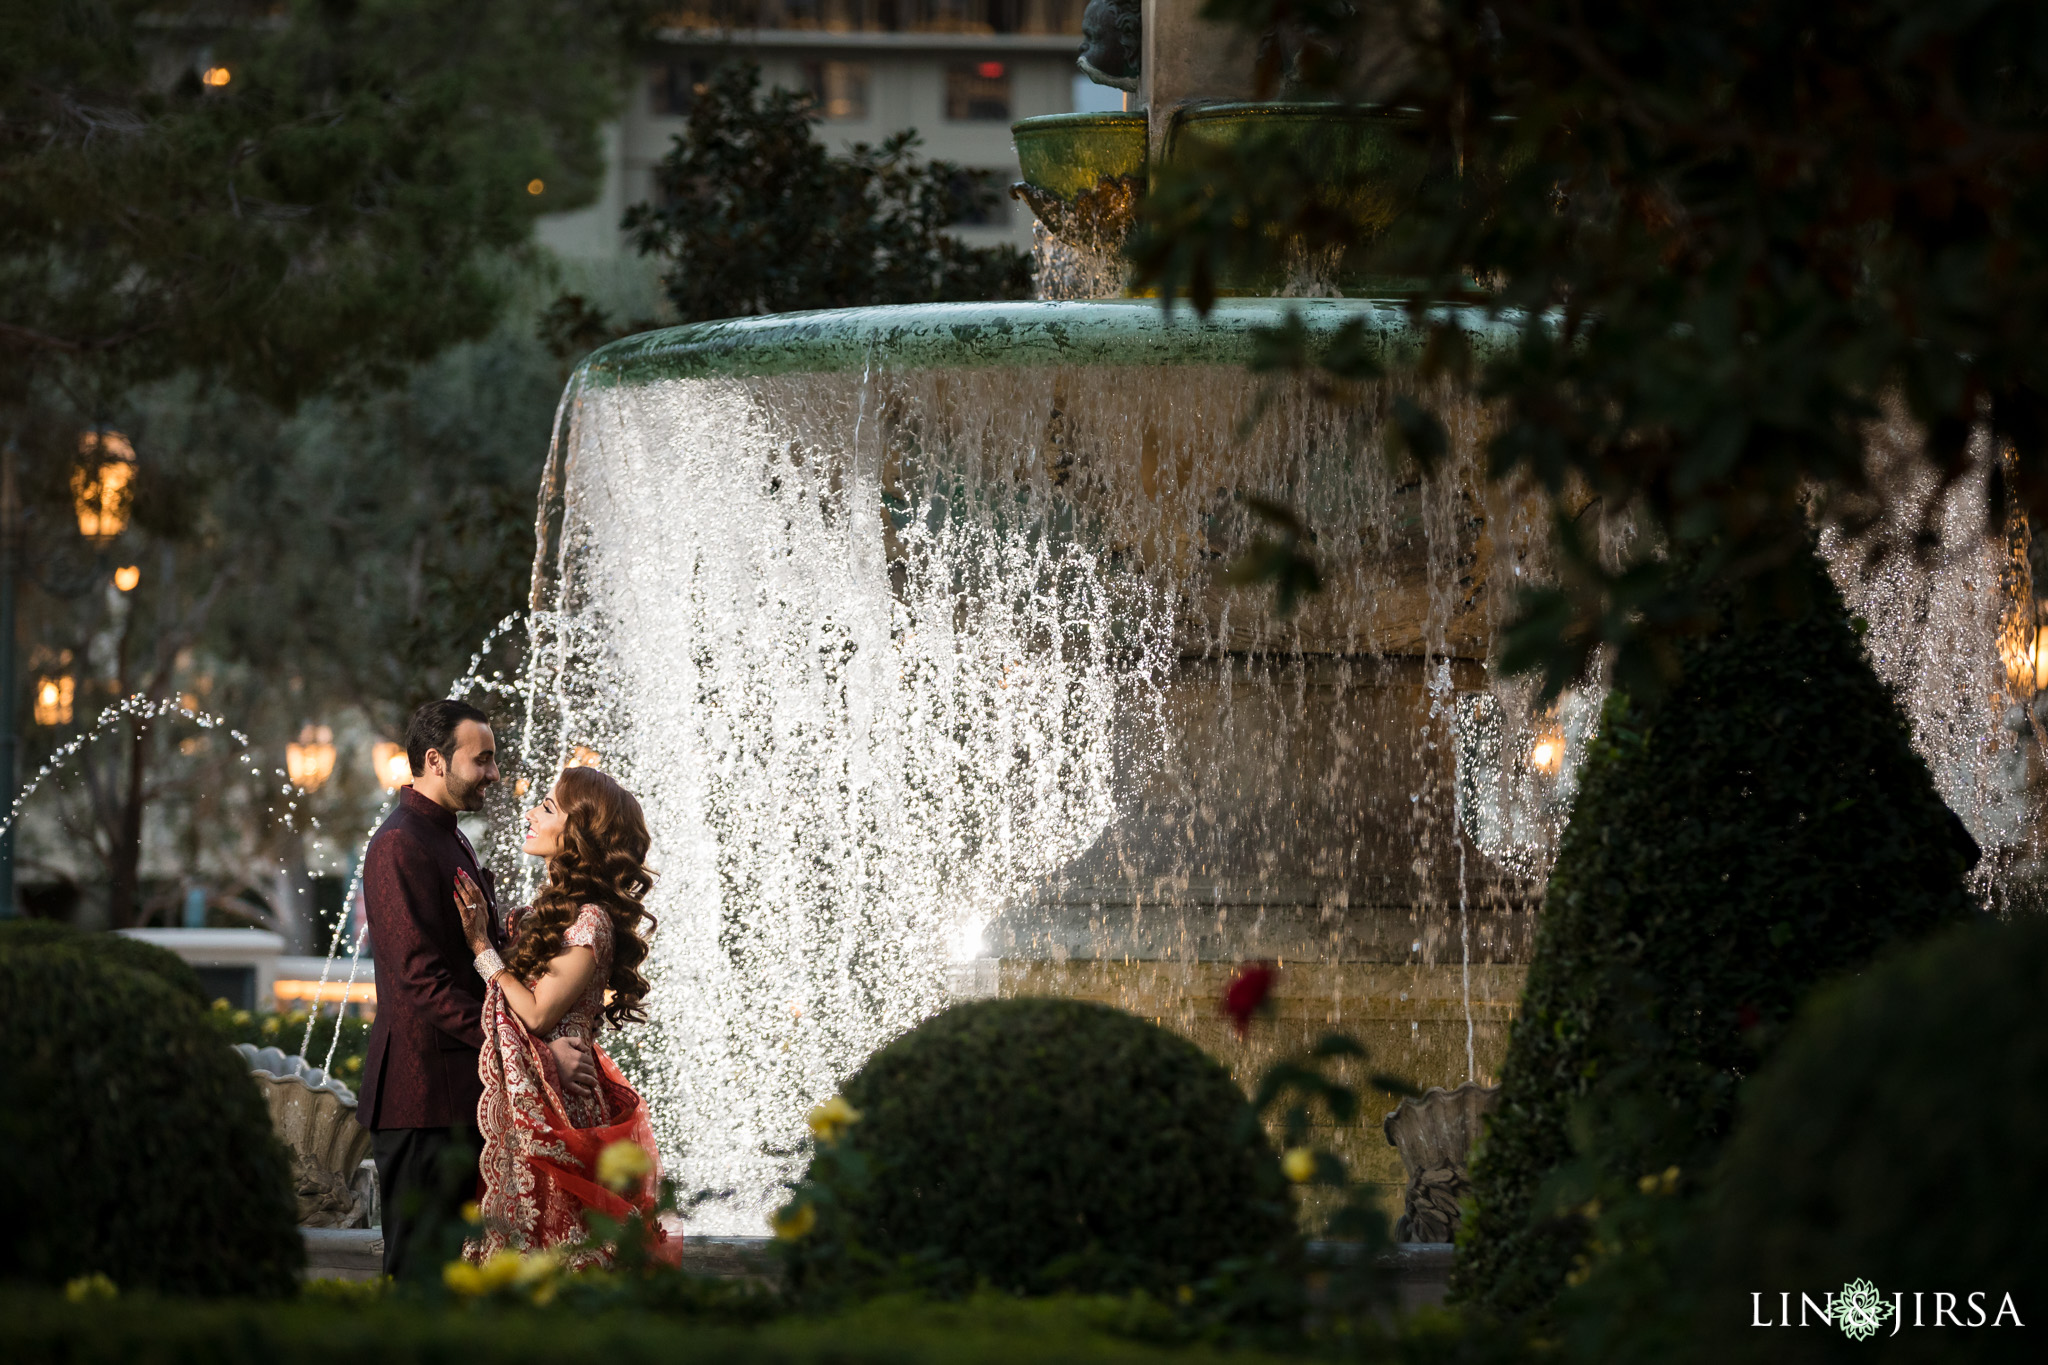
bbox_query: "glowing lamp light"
[201,66,231,87]
[2002,626,2048,692]
[977,61,1005,79]
[113,565,140,592]
[34,676,75,726]
[1529,735,1563,774]
[286,725,337,791]
[73,431,135,539]
[372,740,411,789]
[566,745,602,769]
[527,178,545,195]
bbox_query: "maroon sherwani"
[357,785,500,1277]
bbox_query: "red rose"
[1221,961,1277,1037]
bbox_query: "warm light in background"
[286,725,337,791]
[113,564,139,591]
[34,676,75,726]
[527,178,545,195]
[1529,734,1563,774]
[2002,625,2048,692]
[274,979,376,1007]
[74,431,135,539]
[977,61,1005,79]
[201,66,231,87]
[372,740,411,789]
[566,745,601,769]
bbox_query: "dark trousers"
[372,1122,484,1280]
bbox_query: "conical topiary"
[1451,545,1979,1321]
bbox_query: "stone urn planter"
[1382,1081,1501,1244]
[238,1044,375,1228]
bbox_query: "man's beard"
[446,769,491,811]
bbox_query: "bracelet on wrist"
[473,947,506,982]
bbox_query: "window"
[945,61,1012,121]
[947,170,1011,227]
[651,59,711,116]
[802,61,870,120]
[656,1,1082,35]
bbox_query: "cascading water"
[473,291,2048,1234]
[508,301,1571,1229]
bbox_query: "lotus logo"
[1834,1279,1893,1341]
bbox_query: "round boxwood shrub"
[1454,546,1978,1322]
[1687,916,2047,1362]
[787,997,1295,1296]
[0,945,302,1295]
[0,918,209,1006]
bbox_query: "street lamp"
[33,676,74,726]
[286,725,337,791]
[73,431,135,541]
[371,740,411,789]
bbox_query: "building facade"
[537,1,1116,261]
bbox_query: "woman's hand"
[454,869,492,955]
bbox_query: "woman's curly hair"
[504,765,657,1030]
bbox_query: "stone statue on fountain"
[1078,0,1142,92]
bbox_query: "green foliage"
[0,1288,1339,1365]
[1682,916,2047,1363]
[1140,0,2048,696]
[206,1002,370,1082]
[1453,547,1979,1322]
[625,63,1032,324]
[0,945,301,1295]
[0,919,206,1004]
[781,998,1297,1300]
[1,0,636,406]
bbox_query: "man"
[356,699,595,1278]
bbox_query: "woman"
[454,764,677,1265]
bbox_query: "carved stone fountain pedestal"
[1382,1081,1502,1243]
[238,1044,376,1229]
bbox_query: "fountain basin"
[530,296,1555,1230]
[1013,112,1147,203]
[573,298,1511,385]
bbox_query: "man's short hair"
[405,699,491,778]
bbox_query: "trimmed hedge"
[1689,916,2048,1362]
[0,946,303,1296]
[788,998,1296,1296]
[1454,547,1978,1322]
[0,918,209,1006]
[0,1290,1314,1365]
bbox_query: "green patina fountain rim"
[1011,111,1147,203]
[574,298,1523,387]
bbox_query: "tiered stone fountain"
[508,0,2037,1234]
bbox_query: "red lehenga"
[471,905,680,1266]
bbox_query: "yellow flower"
[232,1009,252,1026]
[595,1140,654,1193]
[460,1201,482,1225]
[1634,1164,1681,1196]
[478,1249,524,1291]
[806,1096,862,1143]
[513,1248,564,1288]
[772,1202,818,1240]
[342,1055,362,1074]
[63,1273,116,1303]
[442,1260,487,1296]
[1176,1284,1196,1306]
[1281,1147,1317,1184]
